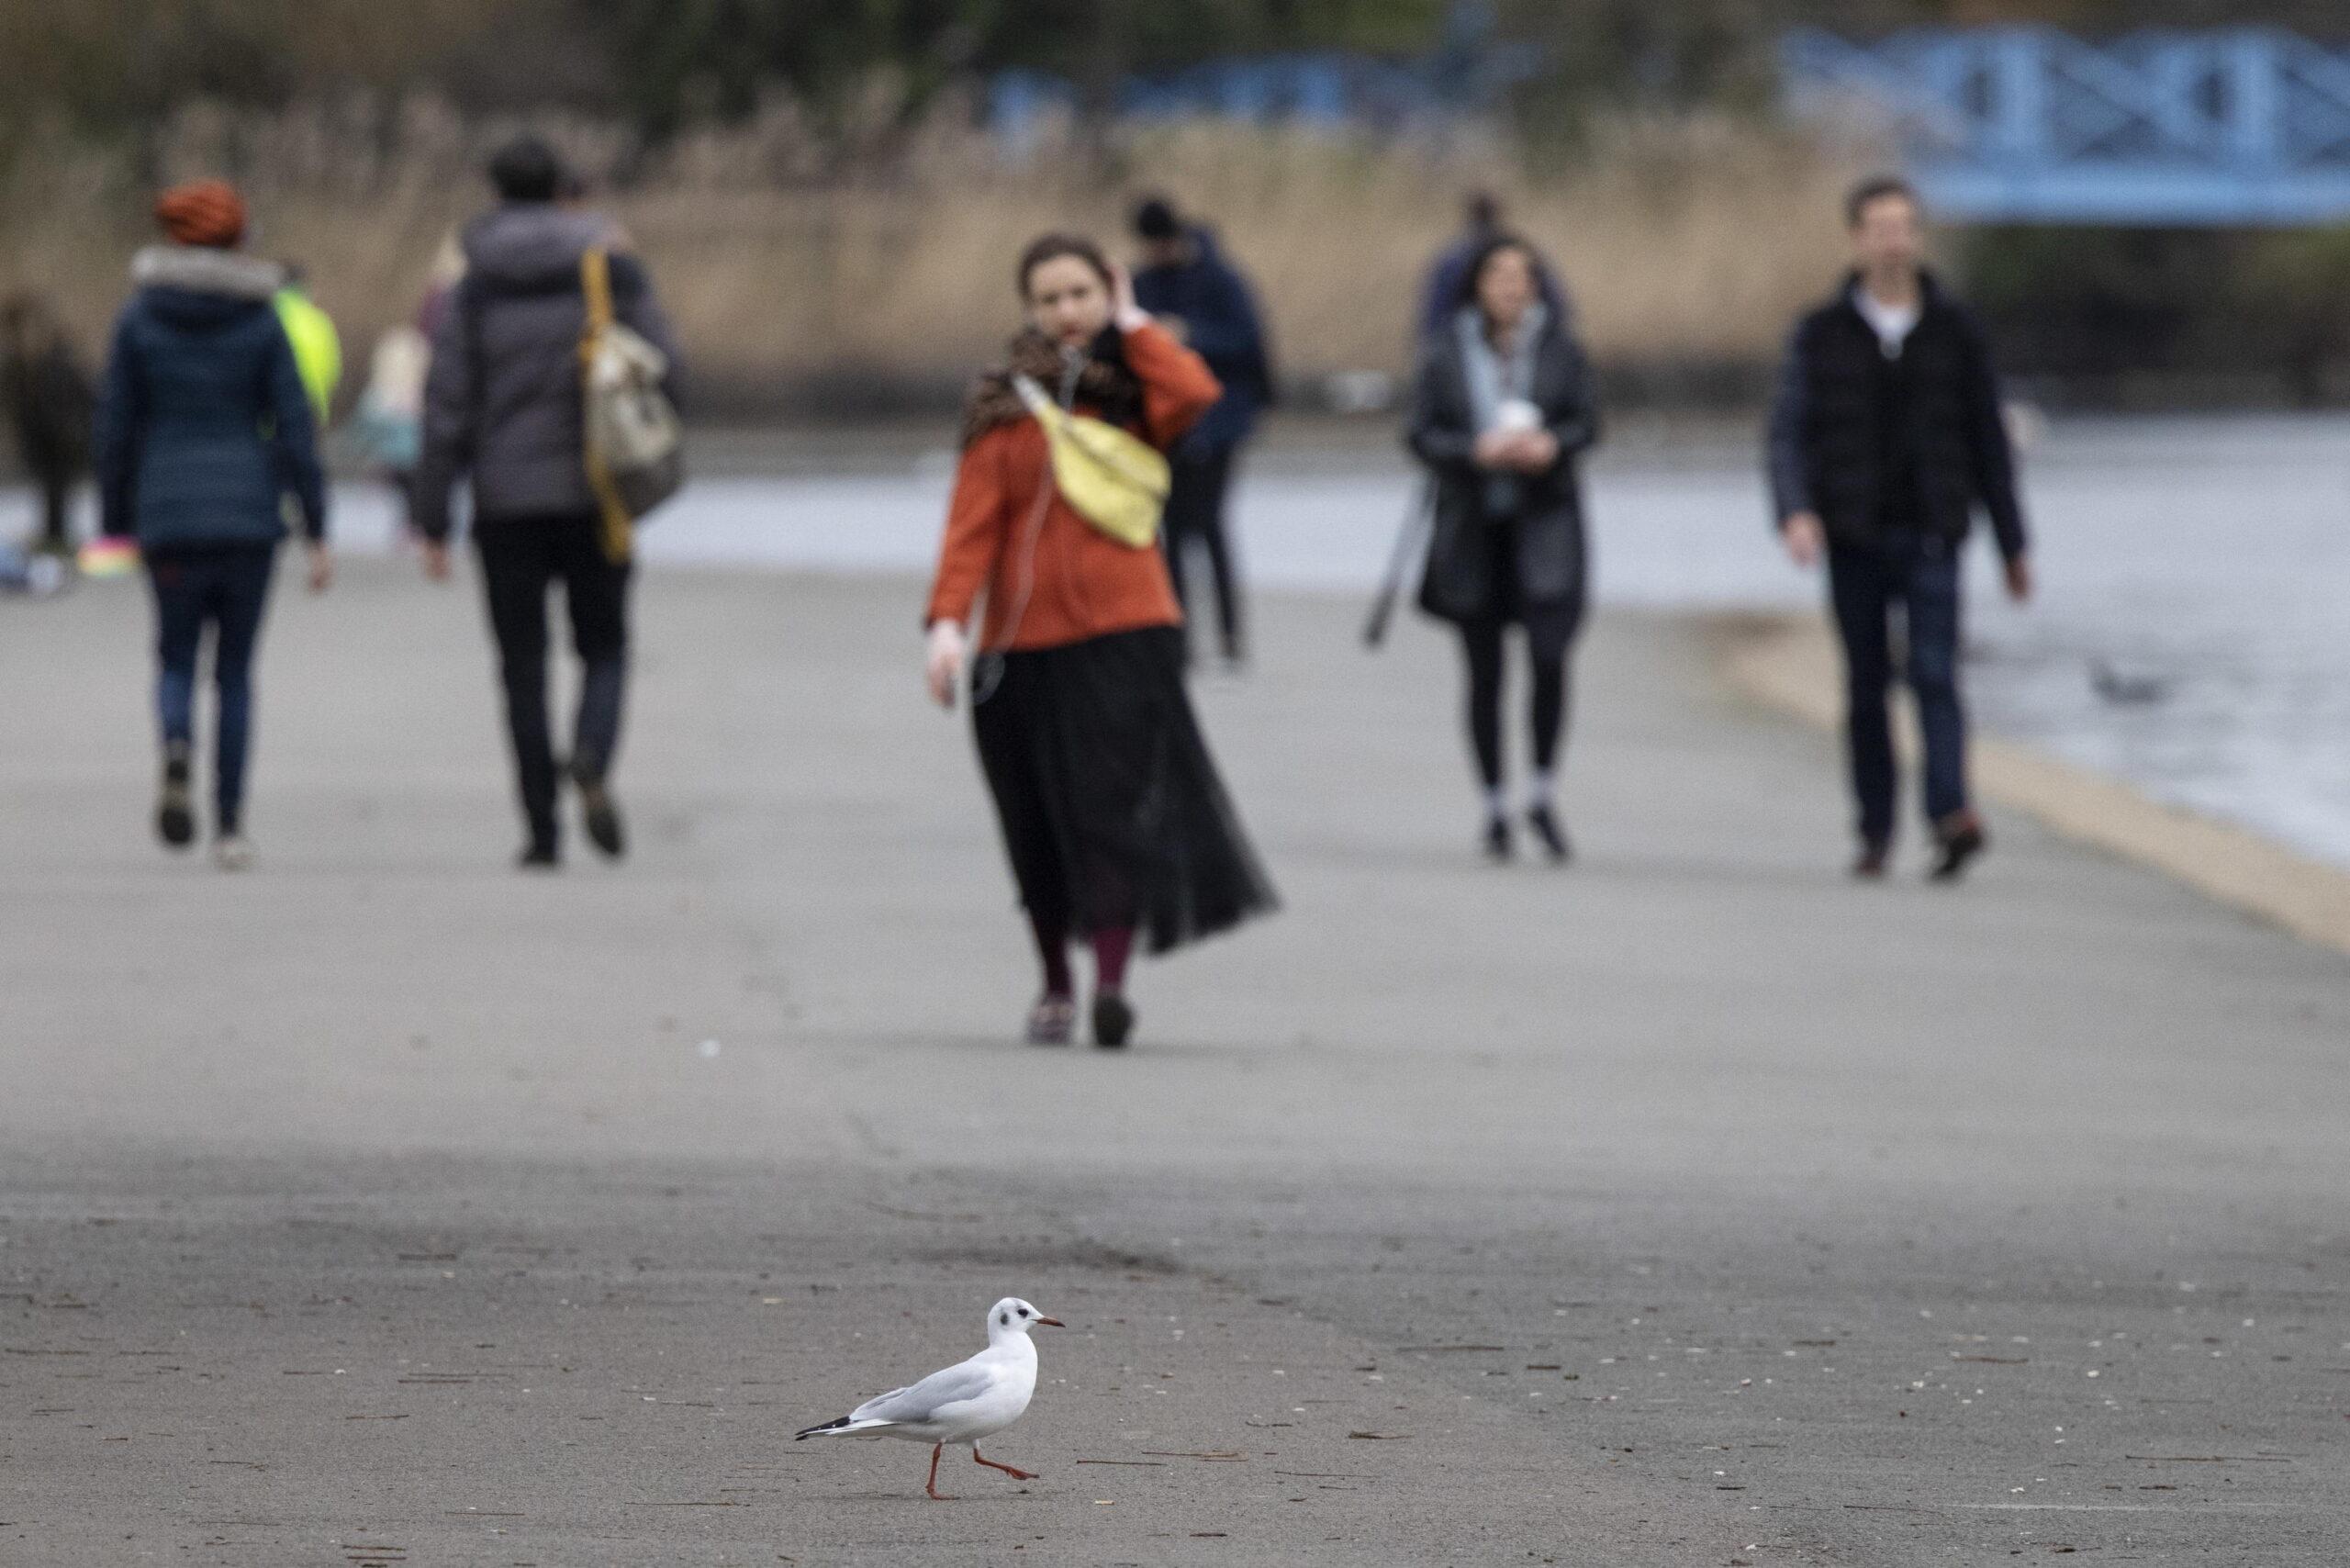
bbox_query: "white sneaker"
[213,834,254,871]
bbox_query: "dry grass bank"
[0,101,1874,412]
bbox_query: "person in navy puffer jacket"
[95,179,329,868]
[1130,196,1273,669]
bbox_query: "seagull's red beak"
[1034,1316,1066,1328]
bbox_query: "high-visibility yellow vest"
[273,287,342,428]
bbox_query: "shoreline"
[1715,610,2350,958]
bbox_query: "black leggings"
[1161,447,1243,657]
[1458,610,1576,791]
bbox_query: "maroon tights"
[1028,914,1134,999]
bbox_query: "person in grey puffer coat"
[413,135,680,868]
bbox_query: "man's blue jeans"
[1826,537,1967,846]
[147,543,277,834]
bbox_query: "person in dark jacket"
[1416,193,1565,343]
[94,180,330,869]
[1407,236,1601,863]
[1767,175,2032,882]
[1131,196,1274,667]
[413,135,681,869]
[1,294,95,554]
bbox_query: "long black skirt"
[972,625,1277,955]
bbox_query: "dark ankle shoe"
[1852,838,1892,879]
[1091,991,1136,1049]
[1025,994,1076,1046]
[576,769,625,860]
[1483,816,1513,863]
[517,843,561,871]
[1930,812,1986,882]
[156,745,195,850]
[1526,802,1571,864]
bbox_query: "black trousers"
[34,473,73,550]
[1160,447,1244,658]
[1457,603,1579,792]
[474,514,632,849]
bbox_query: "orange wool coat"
[924,320,1221,652]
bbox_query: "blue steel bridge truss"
[1781,28,2350,226]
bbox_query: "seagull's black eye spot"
[1018,1307,1029,1317]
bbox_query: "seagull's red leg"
[925,1441,955,1500]
[972,1447,1038,1481]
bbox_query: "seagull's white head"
[988,1297,1064,1342]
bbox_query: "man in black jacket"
[1767,175,2031,882]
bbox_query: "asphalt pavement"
[2,561,2344,1565]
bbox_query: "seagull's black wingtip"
[795,1415,851,1440]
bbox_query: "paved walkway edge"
[1715,610,2350,957]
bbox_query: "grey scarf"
[1455,303,1549,518]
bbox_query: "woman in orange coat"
[924,233,1277,1048]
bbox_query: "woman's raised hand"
[925,619,968,709]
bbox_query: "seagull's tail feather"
[796,1415,897,1440]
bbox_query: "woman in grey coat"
[1406,236,1600,862]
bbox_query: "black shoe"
[156,745,195,850]
[517,843,561,871]
[1483,815,1514,863]
[1091,991,1136,1049]
[1526,802,1572,864]
[1930,812,1986,883]
[1852,838,1892,879]
[576,769,626,860]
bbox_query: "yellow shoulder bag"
[1011,375,1169,550]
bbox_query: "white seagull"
[796,1296,1065,1499]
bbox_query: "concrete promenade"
[2,561,2344,1565]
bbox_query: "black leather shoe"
[1526,803,1572,864]
[1930,812,1987,882]
[1091,992,1136,1049]
[1483,816,1514,863]
[576,773,625,860]
[156,745,195,849]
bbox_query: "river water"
[12,414,2344,868]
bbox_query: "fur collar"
[131,245,285,301]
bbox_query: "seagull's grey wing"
[852,1360,995,1425]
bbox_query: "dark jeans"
[1827,537,1967,846]
[1458,603,1579,792]
[1160,447,1244,659]
[147,543,277,834]
[474,514,632,850]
